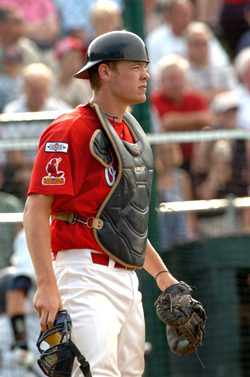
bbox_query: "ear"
[98,63,111,82]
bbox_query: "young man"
[23,30,178,376]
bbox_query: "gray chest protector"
[91,103,154,268]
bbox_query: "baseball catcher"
[155,280,206,366]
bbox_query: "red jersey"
[150,90,208,160]
[28,105,133,258]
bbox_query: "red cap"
[54,37,84,60]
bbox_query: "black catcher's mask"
[36,310,91,377]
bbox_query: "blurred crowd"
[0,0,250,263]
[1,1,250,375]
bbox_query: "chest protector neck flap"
[91,103,154,268]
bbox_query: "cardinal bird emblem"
[42,158,65,185]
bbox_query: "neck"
[92,93,127,122]
[192,60,208,69]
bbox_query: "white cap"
[210,91,239,113]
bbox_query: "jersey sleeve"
[28,114,88,197]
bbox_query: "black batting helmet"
[74,30,149,79]
[37,310,91,377]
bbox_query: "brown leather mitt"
[155,281,206,365]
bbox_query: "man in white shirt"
[145,0,230,88]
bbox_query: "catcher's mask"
[74,30,149,79]
[36,310,91,377]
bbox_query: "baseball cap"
[54,37,84,60]
[210,91,239,113]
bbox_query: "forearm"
[162,111,213,131]
[23,194,62,331]
[23,195,55,287]
[143,240,178,291]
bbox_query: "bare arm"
[23,194,62,332]
[143,239,178,292]
[161,110,213,131]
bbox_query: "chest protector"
[90,103,154,268]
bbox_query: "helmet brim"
[74,60,103,79]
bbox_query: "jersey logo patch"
[105,166,116,187]
[45,142,68,153]
[42,158,65,185]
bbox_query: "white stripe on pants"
[53,249,145,377]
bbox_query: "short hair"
[234,47,250,77]
[185,21,212,41]
[88,60,119,92]
[157,54,189,79]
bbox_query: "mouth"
[139,85,147,92]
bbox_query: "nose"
[143,68,150,81]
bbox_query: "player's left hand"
[154,281,206,364]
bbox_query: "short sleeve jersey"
[28,105,133,258]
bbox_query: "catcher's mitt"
[155,281,206,366]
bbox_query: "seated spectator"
[51,36,92,108]
[89,0,124,38]
[192,91,250,236]
[0,167,23,270]
[219,0,250,58]
[1,63,72,201]
[186,21,237,103]
[0,45,24,112]
[145,0,230,87]
[0,6,42,73]
[0,0,60,51]
[0,228,44,376]
[150,54,213,173]
[236,3,250,55]
[57,0,123,44]
[155,142,196,251]
[233,47,250,130]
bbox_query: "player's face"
[109,61,150,106]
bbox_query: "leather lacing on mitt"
[154,281,206,368]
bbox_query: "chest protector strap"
[91,103,154,268]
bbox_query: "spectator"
[0,227,44,376]
[143,0,165,35]
[155,142,196,251]
[236,4,250,54]
[0,0,60,51]
[0,45,24,112]
[219,0,250,58]
[57,0,123,44]
[150,54,213,173]
[0,167,23,270]
[51,36,92,108]
[145,0,229,87]
[195,0,222,30]
[1,63,72,201]
[90,0,124,38]
[0,6,42,73]
[192,91,250,236]
[233,47,250,130]
[186,21,238,103]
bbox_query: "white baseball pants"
[53,249,145,377]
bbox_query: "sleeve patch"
[45,142,69,153]
[42,158,65,185]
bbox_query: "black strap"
[68,339,92,377]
